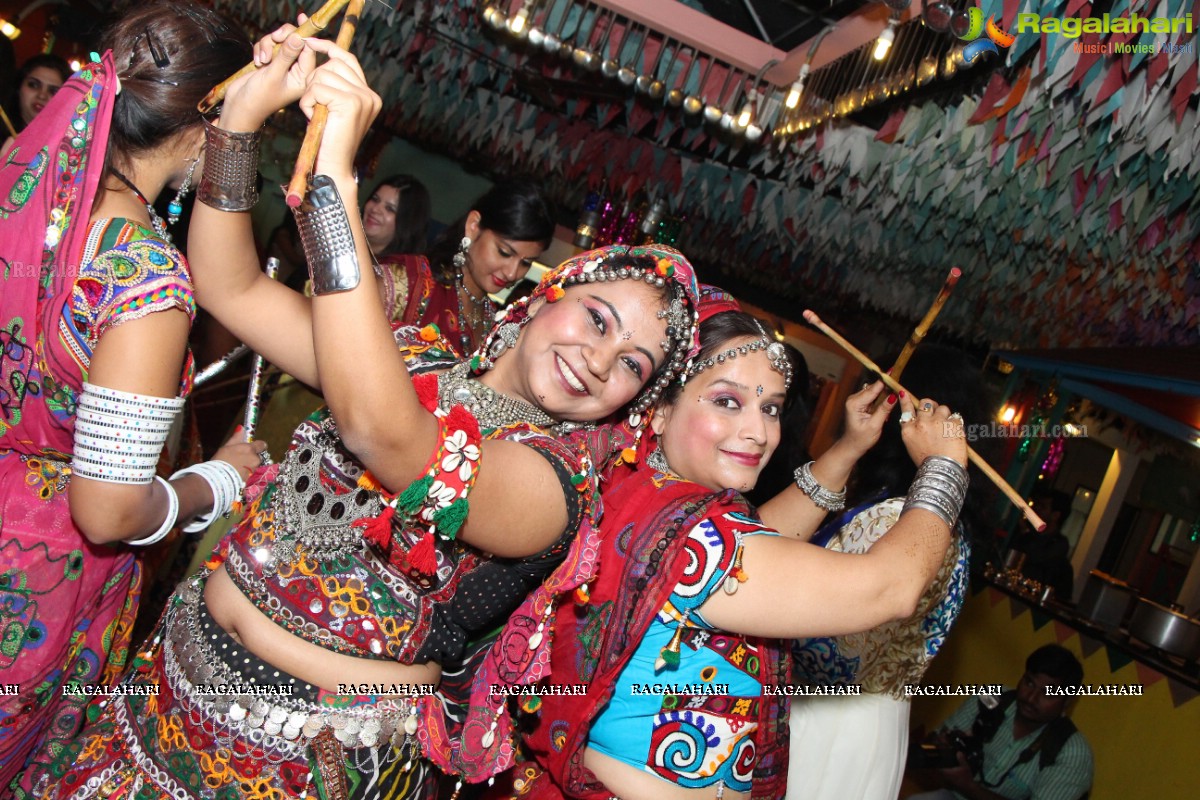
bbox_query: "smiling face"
[461,211,545,296]
[652,338,786,493]
[485,280,670,422]
[362,184,400,253]
[19,66,65,125]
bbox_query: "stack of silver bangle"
[197,119,261,212]
[902,455,969,528]
[792,461,847,512]
[171,460,244,533]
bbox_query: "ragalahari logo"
[955,8,1016,63]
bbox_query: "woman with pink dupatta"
[0,3,263,791]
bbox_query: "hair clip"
[145,27,172,69]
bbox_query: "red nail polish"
[898,391,906,399]
[887,394,897,405]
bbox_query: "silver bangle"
[793,460,847,512]
[197,119,261,212]
[902,456,969,528]
[293,174,360,295]
[125,476,178,547]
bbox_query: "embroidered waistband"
[166,578,423,754]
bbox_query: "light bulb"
[736,102,753,129]
[873,24,896,61]
[0,18,20,40]
[784,64,809,109]
[508,6,530,36]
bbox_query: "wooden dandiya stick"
[867,267,963,413]
[242,258,281,442]
[890,267,961,379]
[197,0,350,114]
[802,309,1046,532]
[0,105,17,139]
[284,0,365,208]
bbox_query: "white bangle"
[171,460,245,533]
[125,476,178,546]
[72,383,183,484]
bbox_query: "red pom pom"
[546,285,565,303]
[406,532,439,575]
[445,405,481,440]
[352,505,395,550]
[413,374,439,412]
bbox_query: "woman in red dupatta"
[509,308,971,800]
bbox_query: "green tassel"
[432,498,469,539]
[658,646,681,670]
[397,475,433,514]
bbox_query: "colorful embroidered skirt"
[20,576,438,800]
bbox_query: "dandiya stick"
[868,267,963,412]
[243,258,281,442]
[197,0,350,113]
[284,0,365,208]
[193,345,250,388]
[890,267,961,379]
[802,309,1046,532]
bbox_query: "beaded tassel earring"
[167,153,200,226]
[452,236,472,269]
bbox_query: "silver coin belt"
[163,578,422,755]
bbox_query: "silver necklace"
[437,362,557,431]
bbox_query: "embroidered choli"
[589,512,777,793]
[222,329,592,666]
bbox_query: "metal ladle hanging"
[683,56,715,115]
[704,64,737,124]
[617,25,648,86]
[667,47,698,108]
[541,0,573,54]
[598,12,624,78]
[570,3,606,68]
[641,37,676,99]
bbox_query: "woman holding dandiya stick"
[0,4,267,793]
[507,299,971,800]
[35,26,707,800]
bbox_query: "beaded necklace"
[454,271,494,356]
[109,167,170,241]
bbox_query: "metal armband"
[197,119,261,212]
[292,175,361,295]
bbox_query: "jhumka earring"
[167,153,201,226]
[452,236,472,270]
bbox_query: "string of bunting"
[214,0,1198,349]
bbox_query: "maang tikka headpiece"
[682,318,793,389]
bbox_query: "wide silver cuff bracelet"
[197,119,261,212]
[293,175,360,295]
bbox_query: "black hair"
[7,53,72,131]
[367,174,432,256]
[102,1,250,167]
[1026,644,1084,691]
[427,178,555,282]
[660,310,801,407]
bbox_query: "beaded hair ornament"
[682,314,793,389]
[472,244,701,458]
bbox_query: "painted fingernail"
[887,394,897,405]
[898,391,906,399]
